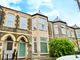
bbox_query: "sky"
[0,0,80,26]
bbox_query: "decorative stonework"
[27,36,32,43]
[27,18,32,31]
[15,15,20,29]
[0,32,7,40]
[0,6,5,26]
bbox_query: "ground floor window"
[6,36,13,50]
[40,37,48,53]
[7,42,13,50]
[33,37,37,53]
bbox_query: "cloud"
[0,0,79,27]
[0,0,22,10]
[43,10,60,20]
[27,0,60,20]
[27,0,53,11]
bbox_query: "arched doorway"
[3,36,13,59]
[18,37,26,58]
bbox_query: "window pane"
[34,42,37,53]
[32,18,36,30]
[40,42,47,53]
[71,31,75,37]
[77,31,80,38]
[20,17,27,29]
[33,37,37,53]
[61,28,66,34]
[0,16,1,21]
[38,18,47,31]
[6,13,15,27]
[40,37,47,42]
[40,37,48,53]
[78,33,80,37]
[7,42,13,50]
[54,25,59,34]
[67,30,71,37]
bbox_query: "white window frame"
[19,16,27,29]
[54,25,59,34]
[77,31,80,38]
[32,18,37,30]
[38,17,47,31]
[61,26,66,34]
[5,13,15,27]
[67,29,71,37]
[40,37,48,54]
[33,37,38,53]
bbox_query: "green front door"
[18,42,26,58]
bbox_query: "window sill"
[33,53,49,54]
[40,53,49,54]
[33,53,38,54]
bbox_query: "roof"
[50,16,67,24]
[72,24,80,29]
[0,5,31,16]
[31,11,48,18]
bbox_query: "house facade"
[0,5,80,60]
[0,6,32,60]
[32,13,49,59]
[0,6,49,60]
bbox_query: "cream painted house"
[0,5,80,60]
[32,13,49,59]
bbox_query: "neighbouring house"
[48,17,80,51]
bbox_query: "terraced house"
[0,5,49,60]
[32,13,49,59]
[0,5,80,60]
[48,17,80,51]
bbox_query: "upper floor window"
[54,25,59,34]
[61,25,66,34]
[67,29,71,37]
[38,17,47,31]
[32,18,37,30]
[77,31,80,38]
[20,17,27,29]
[71,31,75,37]
[6,13,15,27]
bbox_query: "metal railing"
[2,50,18,60]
